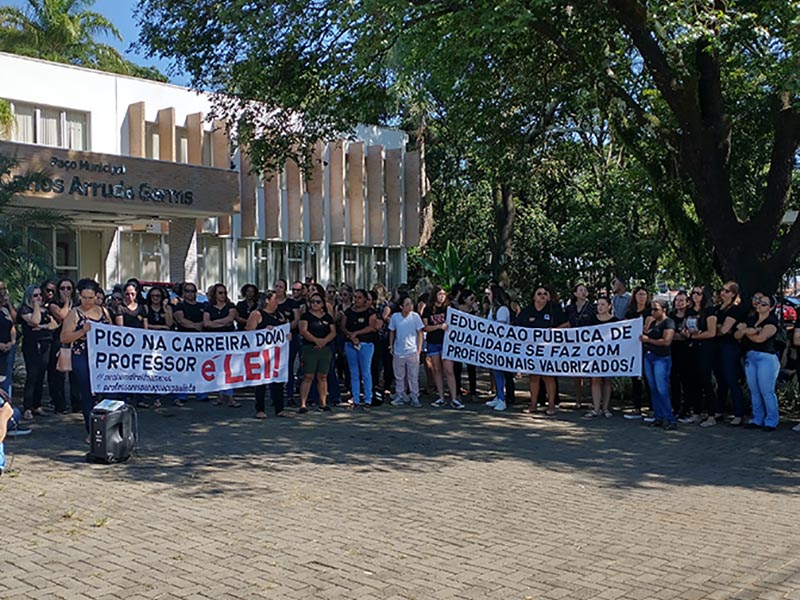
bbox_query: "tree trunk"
[491,182,515,287]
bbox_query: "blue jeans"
[644,352,674,423]
[744,351,780,427]
[492,369,507,401]
[715,343,744,417]
[0,406,22,472]
[344,342,374,405]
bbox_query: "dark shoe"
[321,405,332,412]
[298,407,308,414]
[745,423,762,430]
[763,426,777,432]
[648,419,664,428]
[664,422,677,431]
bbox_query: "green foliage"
[0,98,12,138]
[0,0,167,82]
[0,153,66,302]
[417,241,490,293]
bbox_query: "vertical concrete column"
[264,170,281,238]
[348,142,365,244]
[169,218,198,284]
[403,151,421,246]
[307,141,324,242]
[186,112,203,165]
[385,149,403,246]
[127,102,146,157]
[157,107,176,162]
[328,140,345,244]
[212,119,232,236]
[239,149,257,238]
[286,159,302,240]
[367,145,385,246]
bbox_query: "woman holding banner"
[484,284,514,412]
[61,279,110,441]
[514,286,566,417]
[585,295,617,419]
[624,286,652,419]
[566,284,596,410]
[639,300,677,430]
[246,290,287,419]
[423,287,464,410]
[204,284,241,408]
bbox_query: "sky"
[3,0,189,85]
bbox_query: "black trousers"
[689,340,716,415]
[255,382,284,415]
[453,362,477,396]
[370,337,393,394]
[670,342,693,416]
[48,341,81,412]
[23,340,50,411]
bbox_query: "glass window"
[176,127,189,163]
[140,233,162,282]
[199,235,223,291]
[343,247,357,287]
[65,111,87,150]
[330,246,343,286]
[119,232,140,284]
[39,107,61,147]
[55,229,78,269]
[12,104,34,143]
[236,242,250,287]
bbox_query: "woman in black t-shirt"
[624,286,652,418]
[205,284,240,408]
[710,280,747,426]
[115,283,147,329]
[18,284,54,420]
[668,291,693,420]
[586,296,618,419]
[246,290,287,419]
[343,289,380,407]
[298,292,336,413]
[734,291,780,430]
[143,287,173,331]
[680,285,718,424]
[639,300,677,428]
[235,284,259,330]
[422,286,462,409]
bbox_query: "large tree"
[0,0,166,81]
[136,0,799,291]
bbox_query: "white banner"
[442,308,643,377]
[87,322,290,394]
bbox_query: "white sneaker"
[431,398,446,407]
[410,397,421,407]
[623,412,643,420]
[643,416,656,423]
[7,427,32,437]
[449,399,465,410]
[792,422,800,432]
[485,397,501,407]
[493,400,507,411]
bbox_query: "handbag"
[56,345,73,373]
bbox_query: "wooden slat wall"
[367,145,384,245]
[239,149,257,238]
[348,143,365,244]
[403,150,421,246]
[186,112,203,165]
[263,170,281,239]
[384,149,402,246]
[157,107,175,162]
[307,142,325,242]
[212,120,232,235]
[285,159,302,240]
[328,140,345,244]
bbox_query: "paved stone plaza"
[3,397,800,600]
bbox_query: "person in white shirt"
[484,284,513,412]
[389,296,425,407]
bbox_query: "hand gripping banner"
[442,308,643,377]
[87,322,290,394]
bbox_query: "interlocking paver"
[2,396,800,599]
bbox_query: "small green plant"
[417,241,490,292]
[0,99,13,139]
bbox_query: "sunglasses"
[59,285,73,291]
[184,289,197,293]
[691,290,703,295]
[310,299,323,304]
[32,292,42,297]
[752,296,771,306]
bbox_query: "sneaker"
[390,396,407,407]
[699,416,717,428]
[664,422,677,431]
[745,422,762,429]
[298,407,308,414]
[763,425,777,432]
[792,423,800,432]
[729,417,743,427]
[648,418,664,428]
[322,405,332,412]
[493,400,507,411]
[410,398,421,408]
[7,427,32,437]
[623,412,643,420]
[643,416,656,423]
[677,415,697,424]
[431,398,446,408]
[603,410,613,419]
[485,397,501,408]
[449,399,465,410]
[583,409,600,419]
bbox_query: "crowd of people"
[1,273,799,467]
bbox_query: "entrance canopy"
[1,140,239,220]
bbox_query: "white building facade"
[0,53,422,292]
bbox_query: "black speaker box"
[88,403,136,464]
